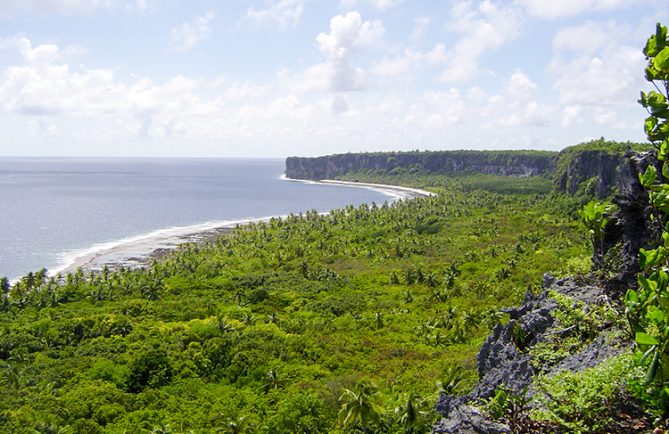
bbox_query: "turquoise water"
[0,158,391,279]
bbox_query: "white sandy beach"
[52,179,433,276]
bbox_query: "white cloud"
[246,0,305,30]
[553,20,618,53]
[549,28,645,107]
[516,0,641,19]
[561,105,582,127]
[339,0,404,11]
[331,94,349,115]
[169,11,216,52]
[549,19,646,130]
[371,44,446,81]
[440,1,522,83]
[0,38,217,122]
[281,11,385,93]
[0,0,149,15]
[505,69,537,102]
[410,16,431,43]
[476,70,553,128]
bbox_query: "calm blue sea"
[0,158,391,280]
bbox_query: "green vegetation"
[5,20,669,434]
[0,177,585,432]
[338,170,555,196]
[532,353,637,433]
[557,138,650,156]
[625,22,669,421]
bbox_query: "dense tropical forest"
[3,21,669,434]
[0,172,589,433]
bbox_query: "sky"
[0,0,667,158]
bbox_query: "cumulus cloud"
[440,0,522,83]
[169,11,215,52]
[549,20,645,129]
[280,11,385,93]
[0,37,219,132]
[316,11,384,91]
[246,0,305,30]
[549,23,645,106]
[516,0,641,19]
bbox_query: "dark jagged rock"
[432,276,619,433]
[432,405,511,434]
[599,151,664,291]
[549,331,630,375]
[432,150,657,433]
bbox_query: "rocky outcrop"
[555,149,622,198]
[433,275,630,433]
[599,151,664,290]
[553,141,649,199]
[432,150,657,433]
[285,150,557,180]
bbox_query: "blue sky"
[0,0,667,157]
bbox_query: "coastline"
[52,178,433,276]
[318,179,434,199]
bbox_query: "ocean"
[0,158,395,280]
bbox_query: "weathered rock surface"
[432,405,511,434]
[432,275,629,433]
[555,149,623,198]
[599,151,664,290]
[432,150,656,433]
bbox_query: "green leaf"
[645,65,659,82]
[646,351,661,384]
[639,165,657,187]
[636,332,659,346]
[625,289,639,303]
[663,162,669,180]
[648,92,668,114]
[639,91,649,107]
[645,116,658,136]
[654,47,669,71]
[648,307,664,323]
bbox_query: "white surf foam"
[47,215,284,277]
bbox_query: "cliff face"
[553,141,651,199]
[554,150,624,199]
[286,142,647,198]
[285,151,557,180]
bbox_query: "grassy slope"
[0,175,586,433]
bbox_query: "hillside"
[0,175,585,433]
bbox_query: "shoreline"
[51,178,433,276]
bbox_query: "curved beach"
[54,179,433,276]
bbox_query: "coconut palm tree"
[394,392,429,434]
[338,380,384,431]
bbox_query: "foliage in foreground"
[0,178,585,433]
[625,22,669,421]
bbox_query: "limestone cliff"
[285,150,557,180]
[553,140,650,199]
